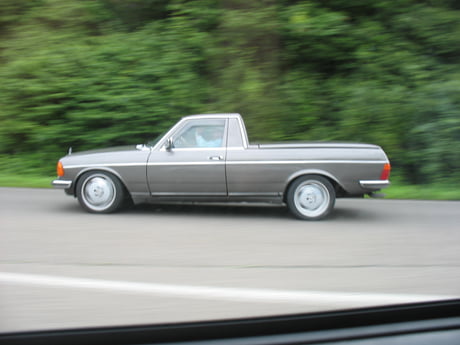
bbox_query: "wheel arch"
[71,167,130,198]
[283,170,343,203]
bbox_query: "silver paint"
[53,113,390,207]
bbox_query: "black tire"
[286,175,336,220]
[76,171,125,214]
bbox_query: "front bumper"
[359,180,390,190]
[52,179,73,189]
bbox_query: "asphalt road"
[1,187,459,332]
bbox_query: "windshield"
[146,131,168,148]
[1,0,459,334]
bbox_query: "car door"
[147,118,228,197]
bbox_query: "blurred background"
[0,0,459,195]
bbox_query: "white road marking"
[0,272,454,306]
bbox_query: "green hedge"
[1,1,459,185]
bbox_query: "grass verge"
[0,173,54,189]
[383,181,460,200]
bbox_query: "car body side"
[53,114,390,215]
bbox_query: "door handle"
[209,155,223,161]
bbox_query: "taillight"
[380,163,391,180]
[57,161,65,177]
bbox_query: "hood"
[66,145,140,157]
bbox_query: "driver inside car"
[195,126,223,147]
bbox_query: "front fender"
[71,167,126,196]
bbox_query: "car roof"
[182,113,242,120]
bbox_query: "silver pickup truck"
[53,113,391,220]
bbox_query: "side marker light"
[57,161,65,177]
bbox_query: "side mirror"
[165,138,174,151]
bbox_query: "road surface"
[1,187,459,332]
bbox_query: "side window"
[174,120,226,148]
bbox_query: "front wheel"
[76,171,125,213]
[286,175,336,220]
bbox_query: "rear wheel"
[76,171,125,213]
[286,175,336,220]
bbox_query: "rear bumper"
[359,180,390,190]
[52,179,73,189]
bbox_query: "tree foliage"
[0,0,459,183]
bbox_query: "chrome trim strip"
[148,160,383,166]
[151,192,227,196]
[162,147,225,152]
[148,162,225,166]
[150,192,281,197]
[52,179,72,189]
[65,163,145,169]
[227,160,386,165]
[228,192,280,197]
[359,180,390,188]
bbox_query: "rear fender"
[284,169,344,201]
